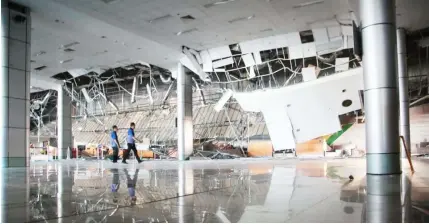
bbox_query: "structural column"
[57,86,73,159]
[361,0,401,174]
[0,2,31,221]
[0,1,31,167]
[177,63,193,160]
[397,28,410,158]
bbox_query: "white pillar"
[360,0,401,175]
[397,28,410,158]
[177,63,193,160]
[57,86,73,159]
[0,0,31,167]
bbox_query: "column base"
[366,153,401,175]
[1,157,28,167]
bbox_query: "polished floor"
[1,158,429,223]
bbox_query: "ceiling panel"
[11,0,429,90]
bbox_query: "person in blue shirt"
[111,125,121,163]
[122,122,142,164]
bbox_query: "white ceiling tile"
[289,45,303,60]
[316,38,343,55]
[242,54,256,67]
[302,42,316,58]
[341,25,353,36]
[302,67,317,82]
[252,51,263,65]
[286,32,301,46]
[327,26,342,40]
[312,28,329,44]
[212,57,234,68]
[208,46,232,60]
[335,57,349,72]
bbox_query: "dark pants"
[112,146,119,163]
[123,143,141,162]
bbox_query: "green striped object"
[326,123,353,146]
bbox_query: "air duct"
[160,73,172,84]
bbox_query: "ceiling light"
[176,28,198,36]
[34,51,46,56]
[180,15,196,23]
[60,59,73,64]
[34,65,47,71]
[228,15,254,24]
[293,0,324,9]
[100,0,121,4]
[260,28,274,33]
[148,14,173,24]
[93,50,108,56]
[181,15,195,20]
[63,48,75,52]
[204,0,235,8]
[59,41,79,49]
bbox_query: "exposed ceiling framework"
[29,90,58,138]
[13,0,429,94]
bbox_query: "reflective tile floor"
[1,158,429,223]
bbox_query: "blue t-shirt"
[127,128,135,144]
[111,131,118,147]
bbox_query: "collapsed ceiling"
[24,0,429,147]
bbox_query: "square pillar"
[177,63,193,160]
[0,1,31,167]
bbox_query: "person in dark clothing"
[122,122,142,164]
[111,125,121,163]
[124,168,139,204]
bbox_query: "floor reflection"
[1,159,429,222]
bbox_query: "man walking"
[122,122,142,164]
[111,125,121,163]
